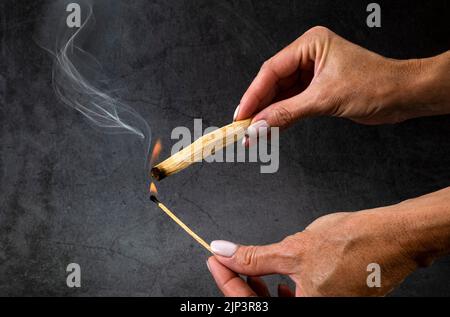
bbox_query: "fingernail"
[233,105,240,121]
[247,120,270,134]
[245,120,269,147]
[206,259,211,272]
[242,136,248,147]
[210,240,238,257]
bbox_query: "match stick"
[151,118,252,181]
[150,195,213,253]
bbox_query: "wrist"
[388,53,450,120]
[381,187,450,266]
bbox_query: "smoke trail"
[48,3,151,166]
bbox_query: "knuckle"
[280,233,305,260]
[280,235,297,251]
[308,25,331,36]
[260,59,271,70]
[272,104,294,127]
[237,245,259,268]
[300,26,333,43]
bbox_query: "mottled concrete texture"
[1,0,449,296]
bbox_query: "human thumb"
[210,240,294,276]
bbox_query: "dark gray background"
[1,0,449,296]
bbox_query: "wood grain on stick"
[152,118,252,180]
[151,196,212,253]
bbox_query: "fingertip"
[233,104,240,121]
[208,256,256,297]
[212,254,236,270]
[208,256,225,277]
[209,255,232,271]
[208,256,222,270]
[206,256,214,272]
[236,96,254,121]
[238,73,272,120]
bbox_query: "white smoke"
[48,3,151,163]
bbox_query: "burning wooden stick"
[151,118,252,181]
[149,183,212,253]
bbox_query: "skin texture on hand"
[208,26,450,296]
[207,187,450,297]
[235,26,450,136]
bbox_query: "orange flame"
[149,182,158,195]
[149,139,162,167]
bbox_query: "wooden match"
[151,118,252,181]
[149,188,212,253]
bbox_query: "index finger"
[207,257,257,297]
[237,41,302,121]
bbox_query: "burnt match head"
[150,195,159,203]
[149,182,160,203]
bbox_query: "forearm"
[383,187,450,266]
[393,51,450,119]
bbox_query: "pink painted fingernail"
[245,120,269,147]
[242,136,248,147]
[233,105,240,121]
[210,240,238,257]
[247,120,270,134]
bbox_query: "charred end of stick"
[151,166,167,181]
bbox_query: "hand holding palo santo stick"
[151,118,252,181]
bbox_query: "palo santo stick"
[152,118,252,180]
[150,195,212,253]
